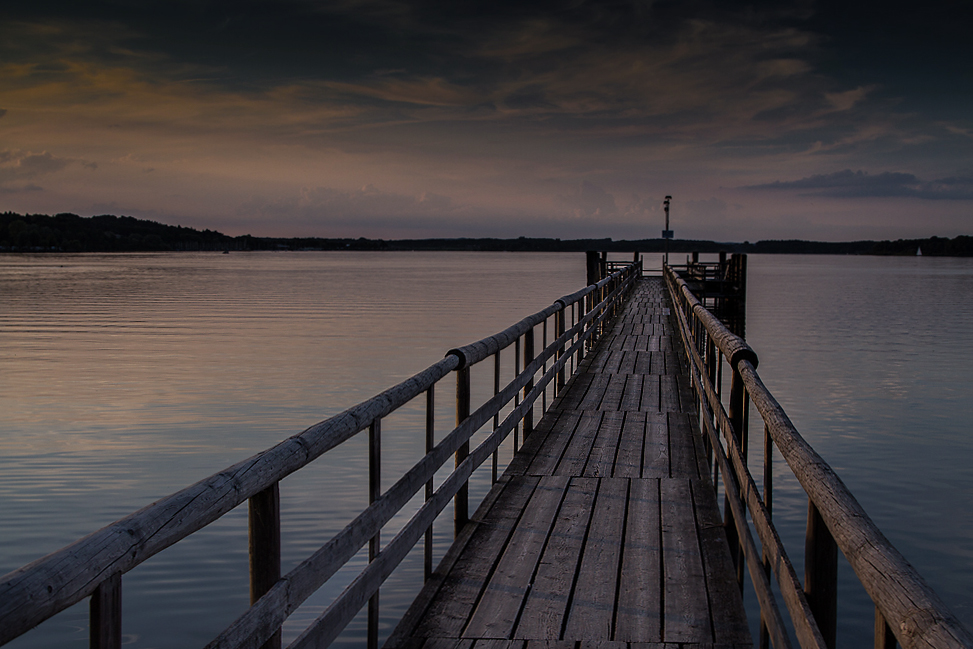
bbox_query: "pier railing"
[0,262,641,649]
[664,264,973,649]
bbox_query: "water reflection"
[0,251,585,648]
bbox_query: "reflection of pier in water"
[1,254,971,649]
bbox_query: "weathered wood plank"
[515,478,598,640]
[464,476,569,639]
[555,411,604,476]
[668,413,701,480]
[661,478,712,644]
[413,478,539,639]
[642,413,669,479]
[612,412,645,479]
[659,375,680,414]
[563,479,628,640]
[525,412,583,476]
[619,374,643,411]
[640,375,660,412]
[584,412,624,478]
[579,375,611,410]
[615,479,662,642]
[599,374,627,412]
[693,480,751,645]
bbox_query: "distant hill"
[2,211,971,256]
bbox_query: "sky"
[1,0,971,241]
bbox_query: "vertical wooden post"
[249,483,281,649]
[572,303,578,373]
[493,352,500,484]
[875,607,897,649]
[90,572,122,649]
[455,365,471,536]
[514,338,521,451]
[556,309,566,395]
[368,419,381,649]
[759,424,774,649]
[724,367,746,586]
[524,327,535,439]
[805,500,838,649]
[424,388,435,581]
[586,251,601,285]
[577,298,586,365]
[542,319,548,413]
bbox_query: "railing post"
[724,365,746,586]
[492,352,500,484]
[875,606,897,649]
[368,418,381,649]
[556,308,566,395]
[514,338,521,450]
[523,327,535,439]
[805,499,838,649]
[249,483,281,649]
[542,319,548,413]
[424,388,434,581]
[90,572,121,649]
[760,423,773,649]
[455,365,471,536]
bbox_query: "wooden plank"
[598,374,628,412]
[422,638,474,649]
[584,412,624,478]
[578,375,610,410]
[557,372,594,411]
[612,412,645,479]
[388,475,514,647]
[524,641,575,649]
[615,479,662,643]
[563,479,628,640]
[692,480,751,645]
[619,374,643,411]
[640,375,660,412]
[524,412,582,476]
[668,413,701,480]
[642,413,669,479]
[554,411,604,476]
[617,351,637,375]
[515,478,598,640]
[659,375,680,413]
[633,352,653,375]
[464,477,570,639]
[509,411,564,476]
[413,478,539,638]
[661,478,712,644]
[473,640,525,649]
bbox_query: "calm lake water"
[1,252,971,648]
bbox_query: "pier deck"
[388,278,752,649]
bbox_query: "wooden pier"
[2,257,972,649]
[387,278,751,648]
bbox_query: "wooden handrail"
[0,261,641,648]
[664,265,973,649]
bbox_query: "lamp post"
[662,195,673,266]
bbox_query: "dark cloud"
[747,170,973,200]
[0,150,76,185]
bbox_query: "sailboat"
[917,246,923,256]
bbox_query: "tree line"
[2,211,971,256]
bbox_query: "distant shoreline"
[2,211,972,257]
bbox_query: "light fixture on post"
[662,195,673,266]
